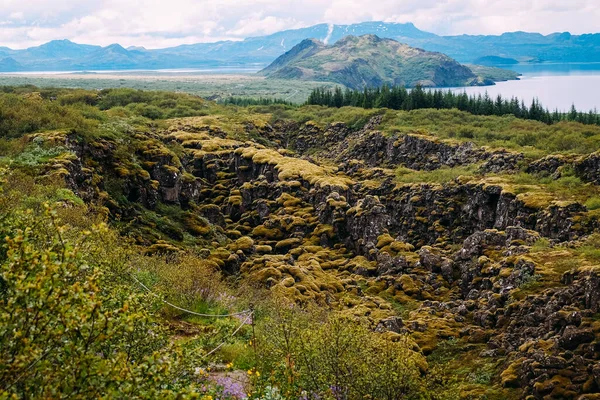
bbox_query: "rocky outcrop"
[527,155,573,178]
[576,152,600,185]
[47,115,600,399]
[289,117,524,173]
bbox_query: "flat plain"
[0,73,338,103]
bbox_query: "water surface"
[451,63,600,112]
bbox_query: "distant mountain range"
[261,35,517,89]
[1,22,599,72]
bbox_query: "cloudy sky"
[1,0,597,49]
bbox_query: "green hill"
[261,34,518,89]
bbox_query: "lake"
[450,63,600,112]
[1,63,599,111]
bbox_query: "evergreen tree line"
[221,96,293,106]
[306,85,600,126]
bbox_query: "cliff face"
[36,111,600,398]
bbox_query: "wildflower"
[255,371,260,377]
[247,369,253,375]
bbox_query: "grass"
[395,164,480,184]
[271,106,600,156]
[585,196,600,210]
[577,234,600,262]
[0,74,339,104]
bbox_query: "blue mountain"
[0,22,599,72]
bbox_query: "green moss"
[585,196,600,211]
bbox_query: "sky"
[0,0,598,49]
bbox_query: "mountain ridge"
[1,21,599,71]
[261,34,506,89]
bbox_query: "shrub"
[253,300,432,400]
[585,196,600,210]
[0,207,200,398]
[0,171,207,398]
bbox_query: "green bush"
[253,301,434,400]
[0,172,209,398]
[585,196,600,210]
[0,209,202,398]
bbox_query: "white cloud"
[228,13,303,36]
[0,0,597,49]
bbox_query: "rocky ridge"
[35,112,600,399]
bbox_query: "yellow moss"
[347,256,377,274]
[145,241,182,254]
[498,267,513,278]
[251,225,284,240]
[234,236,254,251]
[501,358,525,388]
[32,130,69,144]
[533,375,573,398]
[162,164,180,174]
[376,233,395,249]
[313,224,335,238]
[114,166,131,177]
[275,238,302,249]
[182,172,196,183]
[184,215,211,236]
[277,193,302,207]
[228,195,243,206]
[517,192,555,209]
[281,277,295,287]
[137,169,151,181]
[389,241,415,253]
[409,316,461,354]
[398,275,419,296]
[240,147,354,189]
[167,131,211,143]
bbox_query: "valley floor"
[0,73,337,103]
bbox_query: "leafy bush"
[0,209,203,398]
[253,301,433,400]
[0,172,208,398]
[0,93,98,138]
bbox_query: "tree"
[0,194,199,398]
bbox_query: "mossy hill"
[261,34,519,89]
[3,87,600,399]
